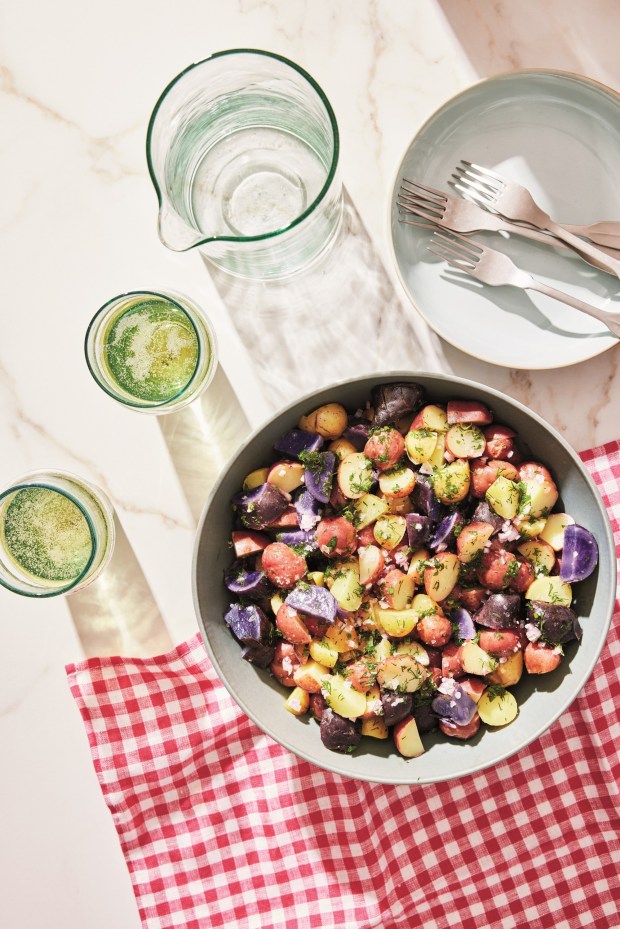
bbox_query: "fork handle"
[564,221,620,249]
[526,279,620,337]
[544,220,620,278]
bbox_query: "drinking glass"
[0,470,115,598]
[85,290,217,414]
[146,49,343,279]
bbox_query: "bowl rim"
[192,371,616,784]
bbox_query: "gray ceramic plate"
[192,373,615,784]
[389,71,620,368]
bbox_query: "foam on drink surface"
[104,298,200,403]
[2,487,92,582]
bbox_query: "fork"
[449,161,620,279]
[428,230,620,337]
[397,180,620,271]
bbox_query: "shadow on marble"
[67,515,172,658]
[201,188,440,410]
[157,365,251,525]
[437,0,620,87]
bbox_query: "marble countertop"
[1,1,619,925]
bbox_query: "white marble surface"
[1,1,619,926]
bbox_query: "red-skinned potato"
[393,716,426,757]
[267,460,305,493]
[454,586,488,612]
[271,642,303,687]
[478,628,525,657]
[424,552,460,601]
[329,483,349,511]
[316,516,357,558]
[378,568,415,609]
[442,642,465,678]
[410,404,448,433]
[309,692,327,720]
[276,604,312,645]
[459,677,487,703]
[518,462,559,518]
[483,424,517,460]
[416,613,452,647]
[356,524,377,548]
[268,506,300,529]
[470,459,519,498]
[440,713,481,740]
[457,521,495,563]
[477,546,517,591]
[524,642,563,674]
[364,429,405,471]
[346,659,377,693]
[262,542,307,588]
[509,559,535,593]
[231,530,270,559]
[447,400,493,425]
[358,544,386,585]
[424,645,443,669]
[303,616,329,638]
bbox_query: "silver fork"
[428,230,620,337]
[449,161,620,279]
[397,180,620,270]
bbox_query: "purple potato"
[285,584,338,624]
[381,691,413,727]
[450,607,476,641]
[431,684,477,726]
[274,428,324,459]
[241,643,275,668]
[303,451,337,504]
[559,525,599,583]
[526,600,582,644]
[224,603,273,647]
[276,529,319,555]
[232,483,289,530]
[431,510,466,551]
[371,382,426,427]
[412,476,446,522]
[293,488,323,530]
[224,560,273,600]
[343,420,370,451]
[405,512,433,549]
[413,702,438,733]
[474,593,523,629]
[319,709,362,753]
[472,500,505,533]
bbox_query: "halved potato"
[486,475,520,519]
[338,453,374,500]
[432,459,470,504]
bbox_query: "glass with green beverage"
[85,291,217,413]
[0,470,115,597]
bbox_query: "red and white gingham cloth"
[67,441,620,929]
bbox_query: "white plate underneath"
[389,70,620,368]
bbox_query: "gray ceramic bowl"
[192,373,615,784]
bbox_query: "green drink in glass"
[0,471,115,597]
[85,291,217,413]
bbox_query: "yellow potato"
[373,515,407,550]
[461,641,498,676]
[324,622,360,653]
[394,640,429,665]
[423,553,460,602]
[306,571,325,587]
[299,402,348,439]
[338,453,374,500]
[432,459,470,504]
[378,467,416,499]
[270,592,285,615]
[353,493,389,529]
[361,716,389,739]
[486,651,524,687]
[323,675,367,719]
[284,687,310,716]
[517,540,555,575]
[374,607,418,638]
[374,637,393,661]
[309,639,339,668]
[405,429,439,465]
[242,467,270,490]
[478,687,518,727]
[407,550,429,584]
[330,561,363,612]
[412,593,440,616]
[525,575,572,607]
[513,516,548,539]
[293,661,331,693]
[540,513,575,551]
[377,654,425,692]
[486,475,520,519]
[428,432,447,470]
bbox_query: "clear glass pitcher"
[146,49,343,280]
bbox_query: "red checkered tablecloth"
[66,442,620,929]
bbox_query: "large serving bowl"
[192,373,615,784]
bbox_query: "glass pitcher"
[147,49,343,280]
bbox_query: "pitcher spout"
[157,205,208,253]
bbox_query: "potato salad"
[223,382,599,758]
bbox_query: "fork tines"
[449,160,505,201]
[427,230,482,269]
[398,178,449,221]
